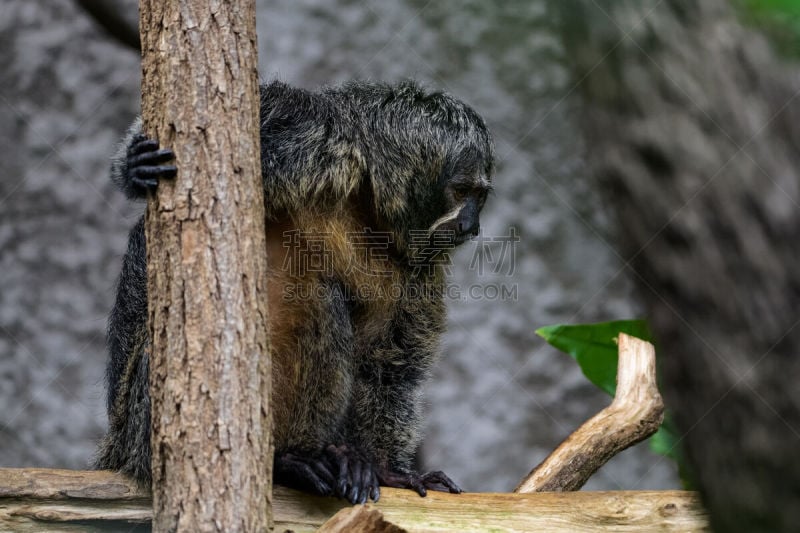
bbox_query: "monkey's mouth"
[452,232,475,245]
[454,222,480,245]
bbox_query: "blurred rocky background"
[557,1,800,530]
[0,0,679,492]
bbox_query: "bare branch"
[516,333,664,492]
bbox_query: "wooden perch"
[0,336,687,530]
[0,468,707,532]
[516,333,665,492]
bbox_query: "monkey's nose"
[457,221,480,239]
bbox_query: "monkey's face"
[427,172,492,247]
[360,80,495,256]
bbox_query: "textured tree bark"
[139,1,272,531]
[557,1,800,531]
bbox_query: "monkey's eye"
[452,184,472,200]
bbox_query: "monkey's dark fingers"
[129,166,177,193]
[368,468,380,503]
[274,453,333,496]
[129,137,160,156]
[347,459,362,504]
[128,148,175,168]
[408,474,427,498]
[326,446,351,498]
[323,444,381,504]
[377,469,463,497]
[309,457,336,488]
[345,457,379,504]
[130,177,159,191]
[376,470,428,497]
[130,132,147,146]
[420,470,463,494]
[359,462,379,504]
[131,165,178,180]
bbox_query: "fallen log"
[0,468,707,532]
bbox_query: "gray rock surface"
[560,0,800,527]
[0,0,677,491]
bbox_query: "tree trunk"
[139,1,272,531]
[557,1,800,531]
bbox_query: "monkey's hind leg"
[94,337,152,486]
[272,279,381,504]
[351,297,464,498]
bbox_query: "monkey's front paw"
[125,133,177,195]
[377,468,462,497]
[325,444,380,505]
[274,451,336,497]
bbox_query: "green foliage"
[743,0,800,19]
[536,320,688,477]
[738,0,800,57]
[535,320,651,396]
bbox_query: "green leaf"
[737,0,800,57]
[649,419,679,459]
[537,319,695,481]
[649,416,696,489]
[744,0,800,17]
[535,319,651,396]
